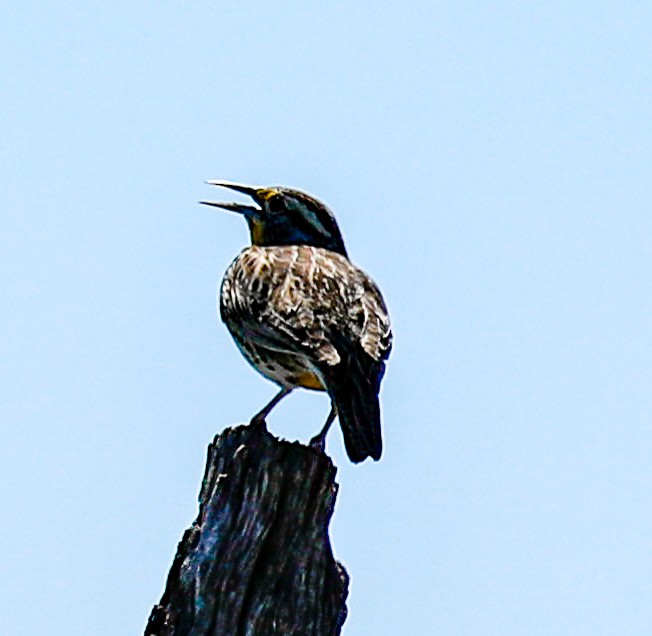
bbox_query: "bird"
[200,181,392,463]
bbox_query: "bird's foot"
[309,432,326,453]
[249,414,268,431]
[309,406,336,454]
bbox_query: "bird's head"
[200,180,348,257]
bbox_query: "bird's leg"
[250,386,293,429]
[309,405,337,452]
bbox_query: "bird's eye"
[268,196,285,214]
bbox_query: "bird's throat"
[250,219,265,245]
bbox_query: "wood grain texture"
[145,425,349,636]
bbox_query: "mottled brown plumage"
[203,182,392,463]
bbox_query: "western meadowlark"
[201,181,392,463]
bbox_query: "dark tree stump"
[145,424,349,636]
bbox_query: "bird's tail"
[330,368,384,463]
[324,334,387,463]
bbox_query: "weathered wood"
[145,424,349,636]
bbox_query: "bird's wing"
[267,245,391,365]
[221,245,392,367]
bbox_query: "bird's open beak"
[199,180,262,216]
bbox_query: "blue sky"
[2,2,651,634]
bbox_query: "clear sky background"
[2,2,651,635]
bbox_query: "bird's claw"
[309,433,326,453]
[249,414,268,430]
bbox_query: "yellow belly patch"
[295,372,325,391]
